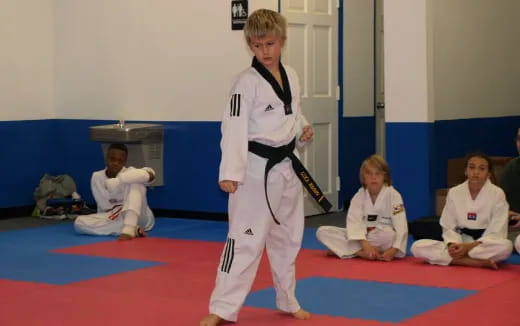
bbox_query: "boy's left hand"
[380,248,398,261]
[448,243,468,259]
[299,125,314,142]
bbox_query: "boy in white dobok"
[316,155,408,261]
[74,143,155,240]
[412,153,513,269]
[200,9,315,326]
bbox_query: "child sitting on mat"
[411,152,513,269]
[316,154,408,261]
[74,143,155,240]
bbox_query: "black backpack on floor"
[408,216,443,241]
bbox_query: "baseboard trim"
[0,206,35,219]
[152,209,228,221]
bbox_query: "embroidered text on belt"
[248,138,332,224]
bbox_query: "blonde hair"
[243,9,287,45]
[359,154,392,187]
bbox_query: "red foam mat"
[1,238,518,325]
[296,249,520,290]
[401,277,520,325]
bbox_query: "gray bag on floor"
[33,174,85,218]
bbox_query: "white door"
[281,0,339,215]
[375,0,386,157]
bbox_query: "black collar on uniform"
[251,57,292,108]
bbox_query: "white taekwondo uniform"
[208,58,310,322]
[411,179,512,265]
[316,185,408,258]
[74,166,155,235]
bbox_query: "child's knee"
[315,226,328,240]
[410,239,429,257]
[73,216,89,233]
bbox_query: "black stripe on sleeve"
[236,94,240,117]
[230,94,241,117]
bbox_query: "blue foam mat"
[0,223,162,285]
[245,277,476,322]
[1,218,519,285]
[2,253,160,285]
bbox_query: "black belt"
[460,228,485,239]
[248,138,332,224]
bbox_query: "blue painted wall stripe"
[1,116,518,219]
[340,116,375,208]
[386,116,520,220]
[386,122,434,220]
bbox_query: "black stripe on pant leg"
[221,238,231,272]
[225,238,235,273]
[222,238,235,273]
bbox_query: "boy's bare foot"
[292,309,311,320]
[451,257,499,270]
[199,314,223,326]
[483,259,498,270]
[117,233,134,241]
[325,250,336,257]
[117,227,146,241]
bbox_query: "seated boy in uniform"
[74,143,155,240]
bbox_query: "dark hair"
[108,143,128,155]
[464,152,494,173]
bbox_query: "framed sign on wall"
[231,0,248,30]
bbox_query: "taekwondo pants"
[74,184,154,236]
[316,226,397,259]
[209,158,304,322]
[411,236,513,265]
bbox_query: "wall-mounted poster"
[231,0,248,30]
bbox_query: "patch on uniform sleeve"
[230,94,241,117]
[393,204,405,215]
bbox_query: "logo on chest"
[467,212,477,221]
[367,214,378,222]
[264,104,275,112]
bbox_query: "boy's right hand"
[219,180,238,193]
[360,241,381,260]
[363,246,381,260]
[447,242,468,259]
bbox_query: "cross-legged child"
[316,155,408,261]
[411,152,513,269]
